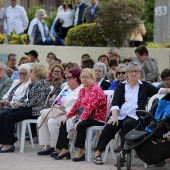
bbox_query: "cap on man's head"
[25,50,38,58]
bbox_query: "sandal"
[94,155,103,165]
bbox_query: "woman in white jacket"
[1,63,31,108]
[37,68,82,156]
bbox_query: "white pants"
[37,115,66,147]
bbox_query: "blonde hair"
[31,63,47,79]
[81,68,96,81]
[0,0,3,6]
[35,9,47,18]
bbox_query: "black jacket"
[75,3,88,26]
[112,81,160,111]
[100,79,111,91]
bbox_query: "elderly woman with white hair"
[94,61,170,165]
[93,62,111,90]
[28,9,55,45]
[0,63,50,153]
[1,63,31,109]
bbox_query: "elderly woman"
[1,63,31,110]
[28,9,54,45]
[11,56,30,80]
[46,64,64,98]
[53,68,107,161]
[0,63,50,153]
[93,62,111,90]
[94,62,170,165]
[37,68,82,156]
[108,64,127,91]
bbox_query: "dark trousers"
[96,116,138,152]
[56,122,69,150]
[57,119,104,150]
[0,108,37,145]
[75,119,104,149]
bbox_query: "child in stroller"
[117,93,170,170]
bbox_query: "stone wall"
[0,45,169,73]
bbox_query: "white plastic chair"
[19,86,54,153]
[86,90,114,162]
[147,94,166,111]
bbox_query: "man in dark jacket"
[82,0,100,23]
[74,0,88,26]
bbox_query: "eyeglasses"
[0,68,5,71]
[128,70,140,74]
[66,76,73,80]
[9,59,16,62]
[19,72,28,76]
[108,52,113,54]
[80,76,91,79]
[117,71,126,75]
[53,70,61,73]
[95,70,102,73]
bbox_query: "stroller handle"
[136,110,158,123]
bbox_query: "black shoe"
[0,146,15,153]
[54,151,71,160]
[154,161,166,167]
[25,136,30,141]
[72,154,85,162]
[51,151,60,157]
[37,148,54,155]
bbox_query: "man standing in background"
[74,0,88,26]
[82,0,100,23]
[5,0,28,35]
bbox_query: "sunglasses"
[117,71,126,75]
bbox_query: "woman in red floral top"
[53,68,107,161]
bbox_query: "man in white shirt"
[5,0,28,35]
[74,0,88,26]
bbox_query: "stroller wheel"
[126,153,131,170]
[116,153,121,170]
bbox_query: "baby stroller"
[116,93,170,170]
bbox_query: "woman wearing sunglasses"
[108,64,127,90]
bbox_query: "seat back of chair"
[104,90,114,118]
[147,94,166,111]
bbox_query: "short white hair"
[19,63,31,73]
[35,9,47,17]
[93,62,107,76]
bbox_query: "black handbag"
[74,107,94,123]
[125,129,149,142]
[74,107,85,123]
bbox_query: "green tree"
[143,0,154,42]
[96,0,143,48]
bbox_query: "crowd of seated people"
[0,45,170,168]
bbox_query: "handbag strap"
[38,108,53,129]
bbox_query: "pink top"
[67,83,107,122]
